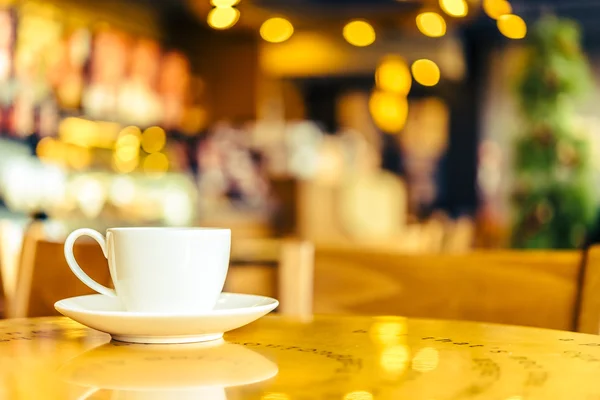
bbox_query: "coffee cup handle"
[64,229,117,298]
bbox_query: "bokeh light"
[113,155,139,173]
[142,126,167,154]
[260,17,294,43]
[344,391,374,400]
[380,345,410,375]
[497,14,527,39]
[115,134,141,162]
[411,347,439,372]
[343,20,376,47]
[143,152,169,175]
[375,55,412,95]
[411,59,441,86]
[416,12,447,37]
[369,91,409,133]
[440,0,468,17]
[66,145,92,170]
[210,0,240,6]
[483,0,512,20]
[207,6,240,30]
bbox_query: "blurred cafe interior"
[3,0,600,333]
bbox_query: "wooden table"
[1,315,600,399]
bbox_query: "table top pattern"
[1,315,600,399]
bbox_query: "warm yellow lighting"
[210,0,239,6]
[411,59,441,86]
[440,0,468,17]
[411,347,439,372]
[261,394,290,400]
[59,117,99,148]
[113,156,139,173]
[416,12,446,37]
[260,17,294,43]
[207,6,240,30]
[142,126,167,153]
[143,152,169,174]
[497,14,527,39]
[343,20,376,47]
[66,145,92,170]
[375,55,412,95]
[483,0,512,20]
[118,125,142,139]
[37,137,67,165]
[344,391,374,400]
[380,345,410,375]
[369,91,409,133]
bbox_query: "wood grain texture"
[313,248,583,331]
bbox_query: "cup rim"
[107,227,231,232]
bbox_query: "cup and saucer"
[54,227,279,344]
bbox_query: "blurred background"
[1,0,600,254]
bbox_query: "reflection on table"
[1,316,600,399]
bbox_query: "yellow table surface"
[1,315,600,399]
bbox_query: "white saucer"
[55,293,278,344]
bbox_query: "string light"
[369,91,409,133]
[497,14,527,39]
[141,126,167,154]
[143,152,169,175]
[483,0,512,20]
[260,17,294,43]
[343,20,376,47]
[416,12,446,38]
[439,0,468,17]
[375,56,412,96]
[207,6,240,30]
[210,0,240,6]
[411,59,441,86]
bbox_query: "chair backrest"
[313,247,584,331]
[576,245,600,334]
[13,239,111,318]
[12,235,314,318]
[226,238,314,317]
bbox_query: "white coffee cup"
[64,227,231,313]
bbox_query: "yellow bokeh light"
[142,126,167,153]
[207,6,240,30]
[343,20,376,47]
[261,394,290,400]
[344,391,374,400]
[370,320,407,345]
[37,137,67,165]
[376,55,412,96]
[210,0,239,6]
[483,0,513,20]
[119,125,142,139]
[380,345,410,375]
[66,145,92,170]
[440,0,468,17]
[260,17,294,43]
[369,91,409,133]
[497,14,527,39]
[411,347,439,372]
[416,12,446,37]
[143,152,169,175]
[113,155,139,173]
[411,59,441,86]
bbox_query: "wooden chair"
[313,247,596,332]
[575,245,600,334]
[11,236,314,318]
